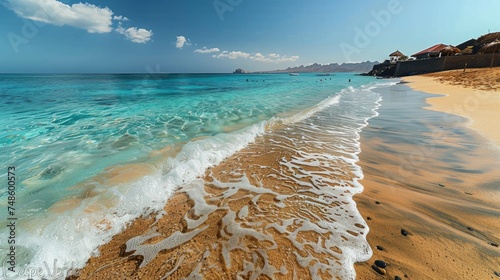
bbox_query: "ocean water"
[0,73,394,279]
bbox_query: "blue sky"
[0,0,499,73]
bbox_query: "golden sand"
[403,67,500,147]
[354,68,500,279]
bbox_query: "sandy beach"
[354,68,500,279]
[404,67,500,147]
[73,88,380,279]
[71,69,500,280]
[3,1,500,278]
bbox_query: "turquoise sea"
[0,73,395,278]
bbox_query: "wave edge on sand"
[69,82,394,279]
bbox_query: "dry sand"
[354,68,500,279]
[404,67,500,147]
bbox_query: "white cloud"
[251,52,271,62]
[4,0,113,33]
[113,15,129,21]
[176,36,191,49]
[274,55,300,62]
[212,50,299,63]
[4,0,153,43]
[116,25,153,43]
[213,51,251,59]
[250,53,299,63]
[194,47,220,54]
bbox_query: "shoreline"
[354,69,500,279]
[72,86,382,279]
[403,68,500,148]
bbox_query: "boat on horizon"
[289,73,299,76]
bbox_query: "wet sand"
[354,72,500,279]
[72,90,379,279]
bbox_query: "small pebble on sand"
[371,264,386,275]
[374,260,387,268]
[401,229,408,236]
[376,245,384,251]
[488,241,499,247]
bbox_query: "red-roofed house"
[411,44,448,59]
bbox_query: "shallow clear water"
[0,73,393,279]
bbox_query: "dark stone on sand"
[401,229,408,236]
[488,241,499,247]
[371,264,386,275]
[376,245,384,251]
[374,260,387,268]
[467,226,474,231]
[375,201,381,205]
[494,271,500,277]
[464,192,473,195]
[367,216,372,220]
[395,277,402,280]
[438,183,445,187]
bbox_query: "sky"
[0,0,499,73]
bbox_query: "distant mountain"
[258,61,379,73]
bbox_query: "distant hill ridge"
[255,61,379,73]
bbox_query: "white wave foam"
[8,122,267,278]
[269,95,341,127]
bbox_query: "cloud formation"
[113,15,129,21]
[253,53,300,63]
[4,0,152,43]
[211,50,299,63]
[4,0,113,33]
[213,51,251,59]
[176,36,191,49]
[116,25,153,43]
[192,44,299,63]
[194,47,221,54]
